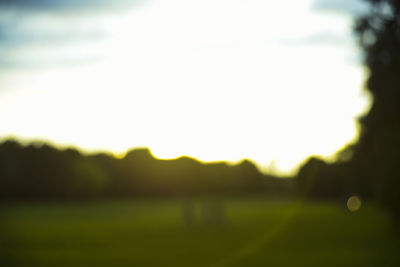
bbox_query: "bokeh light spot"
[347,195,362,212]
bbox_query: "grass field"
[1,199,399,267]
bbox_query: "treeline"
[0,140,294,201]
[0,139,374,203]
[295,154,372,202]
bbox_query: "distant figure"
[200,199,225,226]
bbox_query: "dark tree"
[1,139,290,201]
[353,0,400,219]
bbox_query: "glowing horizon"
[0,0,370,175]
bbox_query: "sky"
[0,0,370,174]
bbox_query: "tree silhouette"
[0,139,292,201]
[353,0,400,220]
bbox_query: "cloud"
[0,0,148,14]
[300,31,353,45]
[0,20,105,47]
[0,0,149,69]
[278,31,353,46]
[312,0,369,16]
[0,15,103,69]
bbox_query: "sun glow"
[0,0,368,174]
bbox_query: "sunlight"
[2,2,399,266]
[0,0,368,174]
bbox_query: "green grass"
[1,199,399,267]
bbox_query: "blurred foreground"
[1,199,399,267]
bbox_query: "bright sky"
[0,0,369,174]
